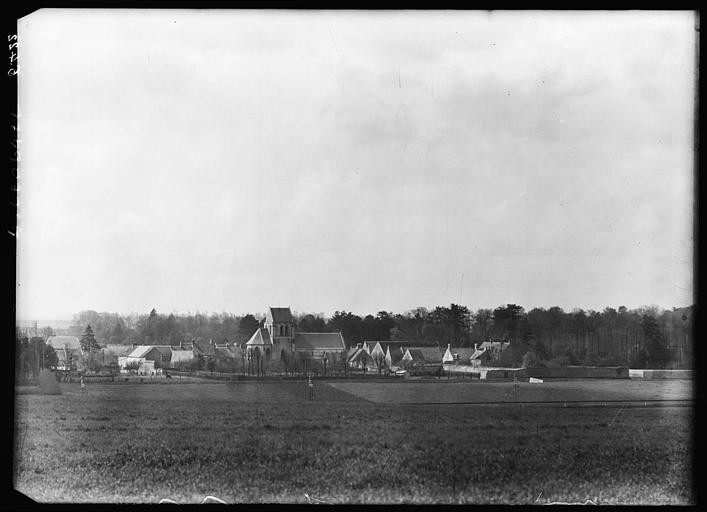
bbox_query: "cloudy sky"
[17,10,695,320]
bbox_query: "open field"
[13,380,693,504]
[328,378,694,404]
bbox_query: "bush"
[37,369,61,395]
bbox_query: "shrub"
[37,369,61,395]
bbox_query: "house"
[46,335,83,371]
[193,339,217,358]
[442,344,477,365]
[245,307,346,362]
[118,345,171,372]
[366,341,386,368]
[401,347,444,375]
[473,341,511,363]
[347,344,373,370]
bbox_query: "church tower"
[265,307,295,358]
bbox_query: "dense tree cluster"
[15,332,58,380]
[43,303,692,369]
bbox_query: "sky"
[16,10,696,321]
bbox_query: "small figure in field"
[165,372,172,379]
[308,375,314,401]
[80,375,85,393]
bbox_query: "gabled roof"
[471,347,486,360]
[152,345,173,358]
[47,336,81,351]
[406,346,443,363]
[103,344,133,356]
[127,345,155,358]
[295,332,346,351]
[348,347,370,363]
[267,307,294,324]
[246,328,272,346]
[447,347,476,362]
[369,341,385,359]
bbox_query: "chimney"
[357,343,362,349]
[179,341,183,349]
[474,343,478,351]
[448,343,451,351]
[132,343,137,349]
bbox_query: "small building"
[46,335,83,371]
[347,344,373,370]
[442,344,477,365]
[119,345,170,372]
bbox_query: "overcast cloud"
[16,10,696,320]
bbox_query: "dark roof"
[104,344,132,356]
[448,347,476,361]
[295,332,346,351]
[267,307,294,324]
[151,345,173,358]
[407,346,443,363]
[214,347,236,359]
[366,340,412,347]
[246,328,272,346]
[193,340,216,356]
[385,345,404,364]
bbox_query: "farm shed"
[122,345,172,369]
[118,356,155,375]
[526,366,628,379]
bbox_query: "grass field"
[327,378,694,403]
[13,380,694,504]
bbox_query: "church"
[245,307,346,361]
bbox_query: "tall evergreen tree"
[80,324,100,353]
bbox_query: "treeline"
[45,303,692,369]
